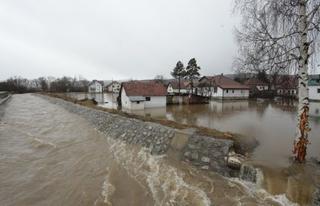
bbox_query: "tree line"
[0,76,89,93]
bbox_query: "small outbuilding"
[120,81,167,110]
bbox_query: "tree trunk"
[293,0,310,162]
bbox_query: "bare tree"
[235,0,320,162]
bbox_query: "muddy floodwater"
[1,94,299,206]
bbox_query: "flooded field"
[1,94,301,206]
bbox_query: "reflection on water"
[165,100,320,168]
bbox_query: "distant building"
[105,81,121,93]
[275,75,298,98]
[88,80,103,93]
[197,74,250,99]
[244,78,269,92]
[120,81,167,110]
[167,80,189,95]
[309,74,320,101]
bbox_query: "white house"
[88,80,103,93]
[197,75,250,100]
[105,81,121,93]
[120,81,167,110]
[167,80,189,95]
[309,75,320,101]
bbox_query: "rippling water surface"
[0,94,303,205]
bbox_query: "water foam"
[107,139,212,206]
[229,178,298,206]
[101,168,115,206]
[32,137,57,148]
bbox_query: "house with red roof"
[120,81,167,110]
[198,74,250,99]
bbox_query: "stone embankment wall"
[40,95,237,176]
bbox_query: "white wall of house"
[210,87,249,99]
[121,88,144,110]
[211,87,224,98]
[108,82,121,93]
[167,84,188,95]
[89,82,103,93]
[256,85,269,91]
[144,96,166,108]
[175,89,188,94]
[121,88,166,110]
[277,89,297,96]
[167,85,174,94]
[309,102,320,117]
[309,86,320,101]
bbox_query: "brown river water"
[0,94,303,206]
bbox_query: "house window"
[318,88,320,93]
[146,97,151,101]
[316,109,319,114]
[232,90,234,93]
[214,87,217,93]
[137,101,140,104]
[226,89,229,93]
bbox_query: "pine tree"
[185,58,201,94]
[171,61,186,95]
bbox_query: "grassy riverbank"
[42,92,258,154]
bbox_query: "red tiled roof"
[168,80,189,89]
[200,75,250,89]
[122,81,167,96]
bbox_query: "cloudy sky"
[0,0,238,81]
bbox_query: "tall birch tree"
[235,0,320,162]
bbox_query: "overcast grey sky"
[0,0,238,81]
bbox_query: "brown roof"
[200,75,250,89]
[168,80,188,89]
[122,81,167,96]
